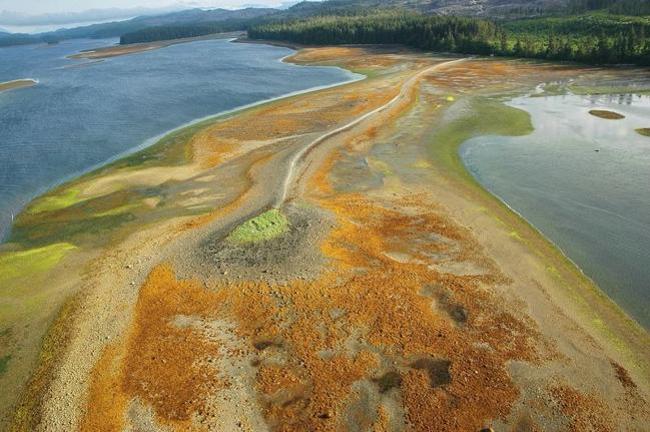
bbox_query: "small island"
[636,128,650,137]
[0,79,37,93]
[589,109,625,120]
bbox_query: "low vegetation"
[589,109,626,119]
[0,243,76,284]
[0,355,9,376]
[227,209,289,243]
[636,127,650,136]
[429,97,533,182]
[26,188,83,215]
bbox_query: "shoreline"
[0,43,363,242]
[458,92,650,330]
[463,154,645,330]
[2,43,648,430]
[68,31,245,60]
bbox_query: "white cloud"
[0,6,184,26]
[0,0,310,32]
[0,0,289,15]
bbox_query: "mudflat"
[1,45,648,431]
[588,109,626,119]
[0,79,37,93]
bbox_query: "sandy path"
[277,58,467,205]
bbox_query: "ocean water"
[0,38,357,239]
[460,93,650,328]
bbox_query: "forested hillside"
[2,0,649,63]
[567,0,650,15]
[249,12,650,65]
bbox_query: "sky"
[0,0,295,32]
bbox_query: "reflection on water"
[587,92,646,105]
[0,38,356,239]
[461,93,650,328]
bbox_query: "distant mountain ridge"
[0,7,278,46]
[287,0,569,16]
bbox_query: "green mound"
[635,128,650,137]
[228,209,289,244]
[589,109,625,120]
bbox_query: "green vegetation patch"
[228,209,289,244]
[430,97,533,181]
[0,243,76,284]
[0,355,10,376]
[93,202,142,218]
[27,188,83,215]
[589,109,625,119]
[12,188,144,247]
[635,128,650,137]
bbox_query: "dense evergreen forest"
[568,0,650,15]
[248,13,650,65]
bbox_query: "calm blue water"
[0,38,356,238]
[461,93,650,328]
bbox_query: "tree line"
[250,14,501,54]
[248,13,650,66]
[119,19,251,44]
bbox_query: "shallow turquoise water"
[0,38,356,239]
[461,93,650,328]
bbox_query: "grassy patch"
[93,203,142,218]
[228,209,289,244]
[635,128,650,137]
[10,213,134,248]
[429,97,533,182]
[530,83,568,97]
[348,67,381,79]
[589,109,625,120]
[0,243,76,284]
[0,355,10,376]
[11,186,161,248]
[27,188,83,215]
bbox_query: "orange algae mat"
[74,50,640,432]
[82,187,548,431]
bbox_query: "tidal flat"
[0,79,37,93]
[1,43,649,431]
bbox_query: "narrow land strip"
[0,79,37,93]
[2,45,648,431]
